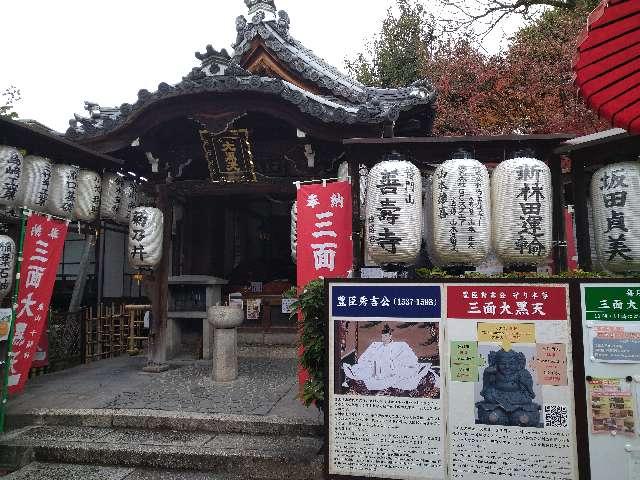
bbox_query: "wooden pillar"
[549,154,568,273]
[348,152,362,278]
[146,185,172,369]
[571,155,593,271]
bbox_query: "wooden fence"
[84,304,150,363]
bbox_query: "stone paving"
[6,351,320,422]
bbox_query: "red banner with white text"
[296,181,353,287]
[9,214,67,394]
[296,181,352,388]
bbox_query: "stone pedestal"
[166,276,228,359]
[208,306,244,382]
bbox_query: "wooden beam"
[348,153,362,278]
[571,156,593,271]
[146,185,173,367]
[549,154,568,273]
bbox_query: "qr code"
[544,404,569,429]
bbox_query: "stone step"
[0,426,323,479]
[5,408,322,438]
[2,462,256,479]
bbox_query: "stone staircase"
[0,409,323,479]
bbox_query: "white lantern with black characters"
[74,170,102,222]
[365,153,422,265]
[0,235,15,299]
[46,164,79,219]
[16,156,52,212]
[591,161,640,272]
[290,201,297,263]
[0,146,23,207]
[432,155,491,265]
[128,207,163,269]
[491,156,553,265]
[100,173,124,221]
[116,180,138,224]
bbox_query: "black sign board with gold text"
[200,128,256,182]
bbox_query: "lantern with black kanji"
[432,154,491,265]
[16,155,52,212]
[128,207,163,269]
[491,156,553,265]
[290,201,297,263]
[100,173,124,221]
[46,164,79,219]
[116,180,138,224]
[74,170,102,222]
[0,146,23,207]
[0,235,15,300]
[591,161,640,272]
[365,153,422,265]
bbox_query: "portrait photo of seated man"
[341,323,440,397]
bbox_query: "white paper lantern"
[0,146,23,207]
[0,235,15,300]
[432,157,491,265]
[100,173,124,221]
[16,156,52,212]
[74,170,102,222]
[46,164,79,219]
[116,180,138,224]
[591,161,640,273]
[491,157,553,265]
[128,207,164,269]
[365,156,422,265]
[290,201,297,263]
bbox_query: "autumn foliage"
[347,1,608,136]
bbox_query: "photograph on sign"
[588,377,635,435]
[445,283,579,480]
[337,320,440,398]
[328,282,444,480]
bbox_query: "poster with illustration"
[328,283,445,480]
[445,284,578,480]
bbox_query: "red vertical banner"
[296,181,353,388]
[296,181,353,286]
[9,214,67,394]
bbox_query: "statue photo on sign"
[338,322,440,398]
[476,347,542,427]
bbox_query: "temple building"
[62,0,437,354]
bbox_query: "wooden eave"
[0,116,123,171]
[240,39,323,96]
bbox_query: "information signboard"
[328,282,445,480]
[327,280,580,480]
[580,282,640,480]
[445,283,578,480]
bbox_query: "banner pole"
[0,209,27,433]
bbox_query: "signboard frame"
[324,278,591,480]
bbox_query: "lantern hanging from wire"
[116,180,138,224]
[0,146,23,208]
[591,161,640,273]
[290,201,297,263]
[16,156,52,212]
[100,173,124,221]
[0,235,15,300]
[432,153,491,266]
[128,207,164,269]
[491,155,553,266]
[46,164,79,219]
[74,170,102,222]
[365,152,422,265]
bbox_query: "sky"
[0,0,524,133]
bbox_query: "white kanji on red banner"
[9,214,67,394]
